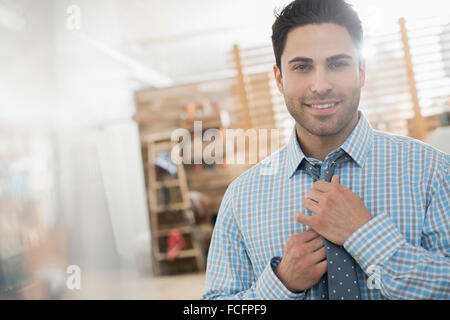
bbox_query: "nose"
[310,68,333,96]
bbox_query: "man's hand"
[274,229,327,293]
[296,174,372,246]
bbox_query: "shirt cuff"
[255,257,306,300]
[343,212,406,272]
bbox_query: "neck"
[296,112,359,162]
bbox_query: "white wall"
[50,0,152,272]
[0,0,56,128]
[0,0,152,275]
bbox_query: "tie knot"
[301,149,350,182]
[328,149,350,166]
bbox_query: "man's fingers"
[296,212,316,229]
[310,246,327,263]
[313,180,332,192]
[297,228,320,242]
[315,259,328,275]
[302,197,320,213]
[307,236,325,252]
[306,188,323,203]
[331,174,339,184]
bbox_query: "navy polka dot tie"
[301,149,361,300]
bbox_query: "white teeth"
[309,103,337,109]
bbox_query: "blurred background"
[0,0,449,299]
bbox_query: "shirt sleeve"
[201,183,306,300]
[344,159,450,300]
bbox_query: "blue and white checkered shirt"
[202,110,450,300]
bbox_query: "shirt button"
[354,255,360,262]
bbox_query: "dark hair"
[271,0,363,72]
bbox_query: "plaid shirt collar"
[286,110,374,178]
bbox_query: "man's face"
[274,23,365,137]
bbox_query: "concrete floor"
[64,270,206,300]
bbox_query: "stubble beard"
[284,87,361,137]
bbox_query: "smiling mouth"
[304,101,340,109]
[303,101,340,115]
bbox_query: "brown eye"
[329,61,349,69]
[294,64,312,71]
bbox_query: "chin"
[305,126,343,137]
[295,114,348,137]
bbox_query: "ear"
[359,59,366,88]
[273,64,284,95]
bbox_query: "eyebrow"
[326,54,353,62]
[287,56,313,64]
[287,54,353,65]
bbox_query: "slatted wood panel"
[231,45,292,156]
[360,22,416,137]
[407,17,450,135]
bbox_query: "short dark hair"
[271,0,363,72]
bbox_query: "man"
[202,0,449,300]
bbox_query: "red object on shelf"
[185,103,196,119]
[167,229,187,261]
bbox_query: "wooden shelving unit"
[145,132,205,276]
[133,81,254,274]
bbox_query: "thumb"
[331,174,339,184]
